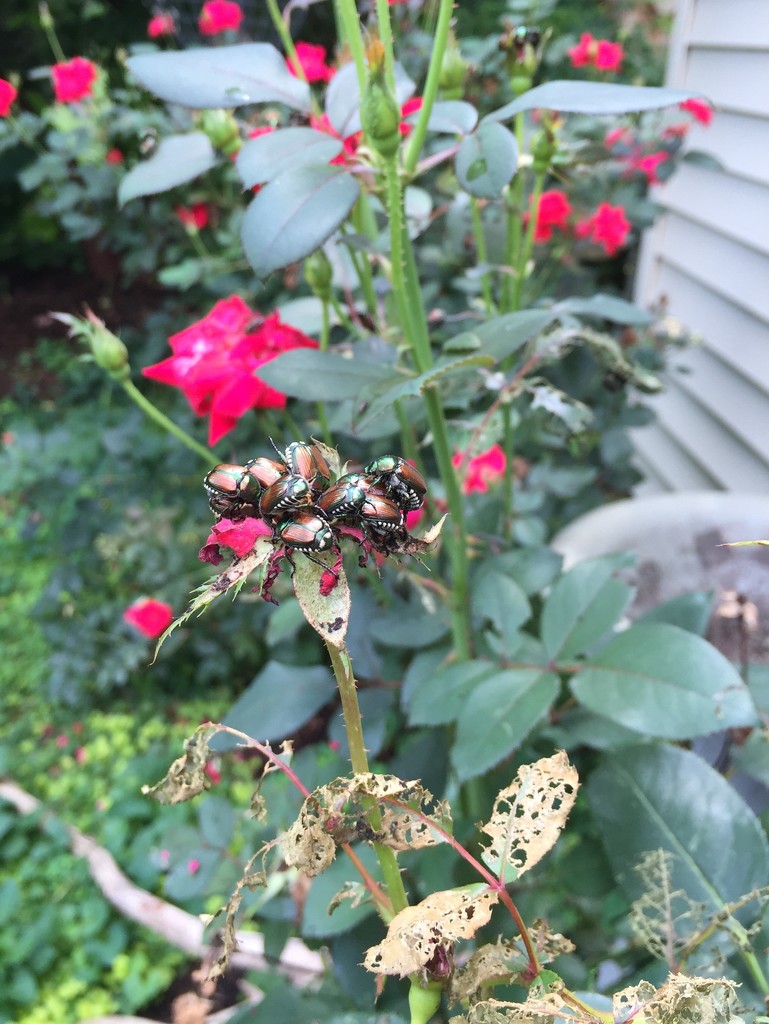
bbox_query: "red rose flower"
[567,32,595,68]
[595,39,624,72]
[532,189,572,243]
[287,42,335,84]
[567,33,623,73]
[148,13,175,38]
[452,444,507,494]
[0,78,17,117]
[105,148,124,164]
[679,98,714,126]
[52,57,98,104]
[628,150,668,184]
[176,202,211,230]
[604,126,632,149]
[576,202,631,256]
[143,296,318,446]
[123,597,174,638]
[199,0,243,35]
[200,517,272,563]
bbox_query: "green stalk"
[384,158,472,659]
[501,113,526,312]
[39,3,67,64]
[470,198,495,316]
[329,292,361,338]
[121,380,215,464]
[335,0,368,92]
[374,0,397,94]
[325,642,409,915]
[511,167,545,313]
[501,402,514,541]
[403,0,454,175]
[316,301,334,447]
[265,0,304,81]
[349,202,380,322]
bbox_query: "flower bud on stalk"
[531,124,558,174]
[199,108,241,154]
[439,32,467,100]
[304,249,333,300]
[361,40,401,159]
[408,979,443,1024]
[53,309,131,381]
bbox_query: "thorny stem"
[324,641,409,916]
[121,379,215,464]
[316,301,335,446]
[374,0,397,94]
[335,0,367,93]
[470,198,495,317]
[384,155,472,659]
[511,167,546,312]
[403,0,454,175]
[501,402,515,541]
[214,725,391,916]
[349,200,381,324]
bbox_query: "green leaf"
[235,127,342,188]
[118,133,216,205]
[126,43,311,111]
[302,846,379,938]
[449,309,554,364]
[455,121,518,199]
[638,591,713,636]
[540,554,634,659]
[241,164,360,277]
[452,670,560,781]
[408,660,497,726]
[418,100,479,135]
[212,661,336,750]
[354,354,494,432]
[374,603,451,649]
[572,623,758,739]
[485,81,706,123]
[292,548,350,649]
[589,745,769,908]
[198,796,236,849]
[471,565,531,653]
[555,293,654,326]
[494,547,563,595]
[732,730,769,786]
[256,350,393,401]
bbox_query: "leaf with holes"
[480,751,580,880]
[292,548,349,648]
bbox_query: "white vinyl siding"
[633,0,769,494]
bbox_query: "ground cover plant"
[3,1,769,1022]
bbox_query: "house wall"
[632,0,769,493]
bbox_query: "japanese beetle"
[260,474,313,519]
[276,440,332,496]
[205,463,251,519]
[359,492,405,533]
[364,456,427,513]
[278,510,337,573]
[207,492,246,519]
[243,456,285,491]
[317,473,376,523]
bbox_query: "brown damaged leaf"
[449,940,528,1006]
[398,511,449,557]
[153,538,274,661]
[282,773,451,877]
[456,994,589,1023]
[364,887,499,977]
[141,724,219,804]
[613,976,741,1024]
[292,547,350,648]
[480,751,579,881]
[208,846,271,978]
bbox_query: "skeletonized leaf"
[141,724,219,804]
[364,887,499,976]
[480,751,579,880]
[459,994,587,1023]
[283,818,337,877]
[613,976,740,1024]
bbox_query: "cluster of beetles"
[204,441,427,571]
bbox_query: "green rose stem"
[335,0,367,91]
[384,158,472,660]
[316,300,335,447]
[403,0,454,175]
[121,379,216,465]
[349,200,382,324]
[39,3,67,64]
[511,166,546,313]
[501,112,526,313]
[501,402,515,541]
[470,198,496,317]
[374,0,397,93]
[324,641,409,916]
